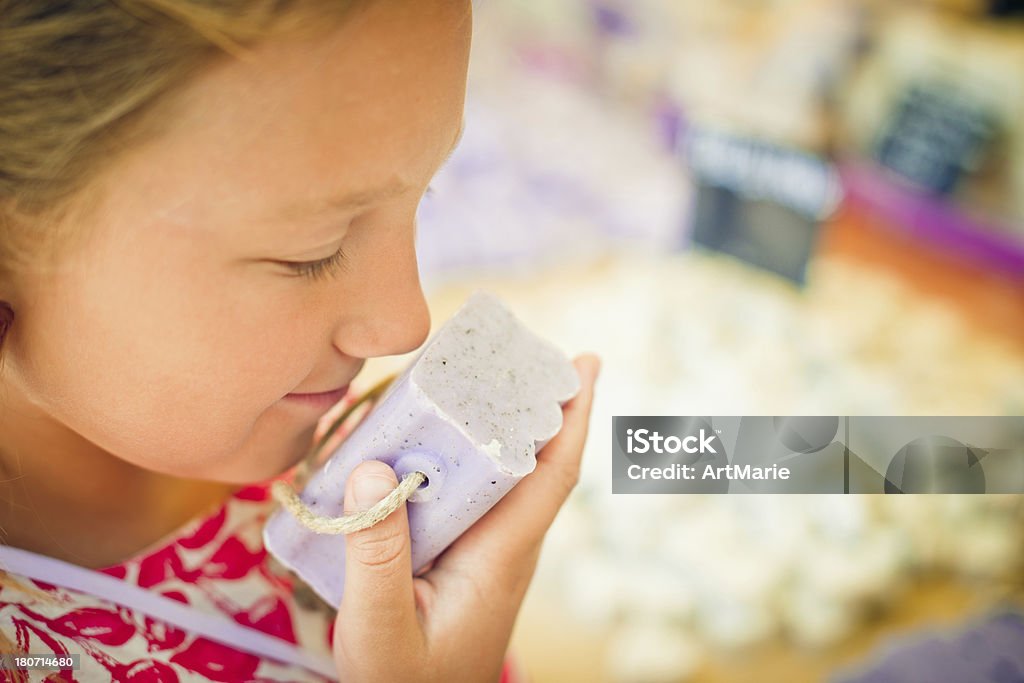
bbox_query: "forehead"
[100,0,472,244]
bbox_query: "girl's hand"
[331,354,600,682]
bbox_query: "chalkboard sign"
[874,81,997,196]
[683,129,840,285]
[689,184,822,285]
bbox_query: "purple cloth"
[834,609,1024,683]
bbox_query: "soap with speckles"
[263,291,581,608]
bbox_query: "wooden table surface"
[816,206,1024,350]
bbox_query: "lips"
[284,361,364,411]
[283,384,351,410]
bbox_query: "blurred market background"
[354,0,1024,681]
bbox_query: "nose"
[330,232,432,360]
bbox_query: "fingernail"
[353,472,396,509]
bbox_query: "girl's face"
[3,1,471,483]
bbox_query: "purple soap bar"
[263,291,580,608]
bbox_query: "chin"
[251,422,318,481]
[179,422,317,484]
[149,404,319,483]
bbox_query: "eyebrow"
[271,121,466,224]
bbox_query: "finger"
[338,460,420,641]
[436,353,600,574]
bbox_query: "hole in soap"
[417,472,430,489]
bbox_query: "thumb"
[339,460,418,637]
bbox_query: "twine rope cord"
[270,373,426,534]
[270,471,426,534]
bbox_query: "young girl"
[0,1,600,680]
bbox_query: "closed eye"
[280,245,348,281]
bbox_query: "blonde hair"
[0,0,355,660]
[0,0,354,278]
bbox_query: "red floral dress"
[0,473,526,682]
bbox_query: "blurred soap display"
[363,1,1024,681]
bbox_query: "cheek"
[20,261,319,476]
